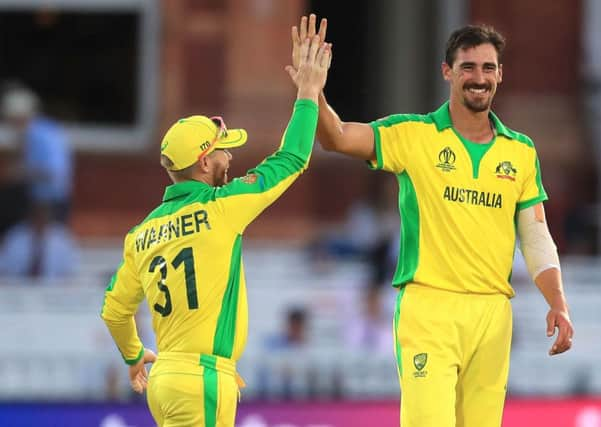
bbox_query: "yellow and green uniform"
[101,99,318,427]
[370,102,547,427]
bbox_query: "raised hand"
[285,35,332,102]
[292,14,328,71]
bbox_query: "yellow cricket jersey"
[370,102,547,297]
[101,99,318,366]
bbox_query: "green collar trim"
[430,101,513,139]
[163,180,211,202]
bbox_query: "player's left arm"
[517,203,574,356]
[100,234,147,365]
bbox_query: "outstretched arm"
[217,35,332,234]
[316,92,376,160]
[291,14,376,161]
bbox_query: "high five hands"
[285,34,331,100]
[291,14,330,72]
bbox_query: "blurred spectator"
[345,285,391,355]
[264,306,308,351]
[0,84,78,278]
[0,203,79,277]
[308,199,380,262]
[0,84,73,224]
[308,180,398,277]
[257,306,319,400]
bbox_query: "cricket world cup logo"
[436,147,456,172]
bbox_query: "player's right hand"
[292,14,328,72]
[285,35,332,100]
[129,348,157,394]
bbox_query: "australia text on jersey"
[443,186,503,208]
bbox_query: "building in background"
[0,1,598,425]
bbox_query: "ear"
[199,155,211,173]
[441,61,452,82]
[498,63,503,84]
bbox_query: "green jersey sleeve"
[215,99,318,234]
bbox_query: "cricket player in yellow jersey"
[101,35,331,427]
[292,16,575,427]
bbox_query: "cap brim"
[214,129,247,149]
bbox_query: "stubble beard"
[462,85,495,113]
[463,96,491,113]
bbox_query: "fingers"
[297,35,312,66]
[291,25,300,46]
[546,313,555,337]
[128,349,156,394]
[129,366,144,394]
[285,65,296,80]
[300,14,327,42]
[130,365,149,394]
[299,16,307,40]
[547,313,574,356]
[318,18,328,41]
[307,35,321,64]
[308,14,317,38]
[551,321,573,355]
[318,43,332,69]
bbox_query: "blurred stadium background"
[0,0,599,426]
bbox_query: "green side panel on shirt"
[392,171,420,287]
[212,235,243,358]
[394,287,406,377]
[100,260,124,315]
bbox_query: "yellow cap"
[160,115,247,171]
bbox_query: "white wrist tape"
[517,204,560,281]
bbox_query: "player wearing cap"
[101,35,331,426]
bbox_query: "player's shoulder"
[127,223,142,235]
[371,113,433,128]
[491,113,536,148]
[500,125,535,148]
[124,204,164,239]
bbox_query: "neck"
[169,173,214,186]
[448,98,494,144]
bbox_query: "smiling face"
[442,43,503,113]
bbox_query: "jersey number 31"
[148,247,198,317]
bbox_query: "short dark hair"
[160,154,198,182]
[445,24,506,67]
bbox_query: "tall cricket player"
[291,14,574,427]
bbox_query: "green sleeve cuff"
[294,98,318,111]
[517,194,548,211]
[124,346,145,366]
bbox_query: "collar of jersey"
[162,180,211,202]
[430,101,512,139]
